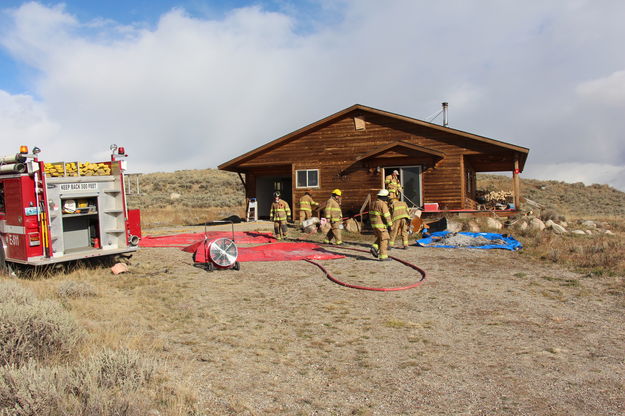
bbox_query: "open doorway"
[256,175,292,219]
[383,166,422,208]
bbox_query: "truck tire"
[0,240,8,275]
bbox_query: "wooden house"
[219,104,529,218]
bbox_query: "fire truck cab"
[0,145,140,270]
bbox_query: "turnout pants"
[273,220,288,239]
[299,210,312,224]
[372,228,390,259]
[390,219,409,247]
[324,221,342,244]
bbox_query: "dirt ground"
[89,223,625,415]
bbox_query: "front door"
[384,166,422,207]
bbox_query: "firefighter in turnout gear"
[269,191,291,240]
[389,196,411,249]
[385,169,403,199]
[369,189,393,260]
[299,190,319,224]
[323,189,343,245]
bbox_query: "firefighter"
[389,195,411,249]
[369,189,393,261]
[323,189,343,245]
[385,169,403,199]
[299,190,319,225]
[269,191,291,240]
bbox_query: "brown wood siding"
[235,112,521,212]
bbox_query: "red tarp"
[140,231,275,248]
[191,241,345,263]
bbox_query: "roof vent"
[442,102,448,127]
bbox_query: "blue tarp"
[417,231,523,251]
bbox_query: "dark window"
[296,169,319,188]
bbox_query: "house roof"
[219,104,529,171]
[354,140,446,163]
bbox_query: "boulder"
[551,222,567,234]
[320,222,331,235]
[529,218,546,232]
[447,220,463,233]
[571,230,586,235]
[515,221,528,232]
[582,220,597,229]
[344,218,361,233]
[465,220,481,233]
[604,230,615,236]
[585,230,593,235]
[481,217,503,231]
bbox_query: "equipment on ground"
[0,145,141,270]
[192,220,240,272]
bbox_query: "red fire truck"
[0,145,141,271]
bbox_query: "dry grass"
[0,281,84,366]
[140,206,245,228]
[478,173,625,217]
[0,276,199,416]
[127,168,244,210]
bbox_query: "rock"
[529,218,546,232]
[170,192,181,200]
[585,230,593,235]
[447,220,463,233]
[582,220,597,228]
[466,220,481,233]
[320,222,331,234]
[604,230,615,236]
[482,217,503,231]
[545,219,555,228]
[571,230,586,235]
[551,223,567,234]
[344,218,361,233]
[559,221,568,228]
[515,221,528,232]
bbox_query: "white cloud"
[0,0,624,192]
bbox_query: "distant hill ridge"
[127,169,625,218]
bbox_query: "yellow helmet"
[332,189,342,196]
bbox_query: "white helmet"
[377,189,390,197]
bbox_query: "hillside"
[477,174,625,218]
[126,169,625,218]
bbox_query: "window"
[296,169,319,188]
[0,183,4,212]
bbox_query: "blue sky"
[1,1,624,191]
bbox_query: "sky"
[0,1,624,191]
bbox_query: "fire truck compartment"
[47,176,129,256]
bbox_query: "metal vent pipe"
[442,102,448,127]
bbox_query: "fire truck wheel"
[232,261,240,271]
[206,262,215,272]
[0,241,8,275]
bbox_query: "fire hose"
[306,245,426,292]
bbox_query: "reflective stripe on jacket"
[324,198,342,222]
[385,175,402,194]
[369,199,392,229]
[391,200,410,222]
[299,194,318,212]
[270,200,291,221]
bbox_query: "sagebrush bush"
[0,282,84,366]
[0,349,162,416]
[0,280,36,305]
[56,280,97,299]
